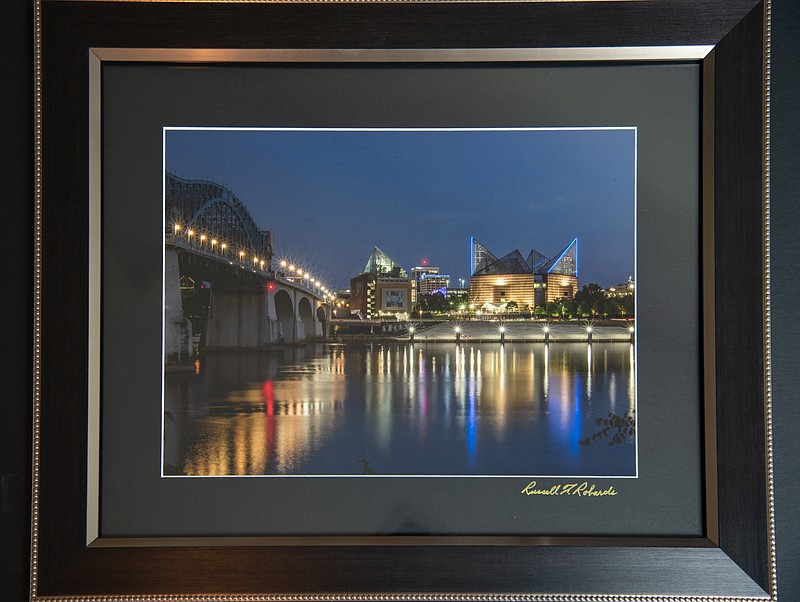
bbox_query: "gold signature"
[520,480,618,498]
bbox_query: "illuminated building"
[418,273,450,297]
[410,262,439,303]
[179,275,196,292]
[469,237,578,310]
[351,247,412,319]
[605,277,636,297]
[332,289,351,318]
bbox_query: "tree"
[593,297,607,318]
[418,293,449,315]
[574,283,604,307]
[447,289,469,312]
[506,300,519,313]
[619,294,635,319]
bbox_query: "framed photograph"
[32,0,776,599]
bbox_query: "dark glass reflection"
[164,342,635,476]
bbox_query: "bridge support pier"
[164,248,194,363]
[206,289,277,348]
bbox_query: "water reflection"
[164,342,635,476]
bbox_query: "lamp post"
[586,325,593,344]
[543,324,550,345]
[499,324,506,345]
[409,325,415,344]
[454,325,462,345]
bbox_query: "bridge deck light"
[174,224,181,233]
[211,239,217,246]
[221,243,227,250]
[288,264,295,272]
[280,260,287,268]
[239,251,245,258]
[187,229,194,237]
[200,234,206,242]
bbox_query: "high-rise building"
[418,273,450,297]
[410,261,440,304]
[469,237,578,311]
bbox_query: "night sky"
[165,128,635,291]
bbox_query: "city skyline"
[164,127,636,291]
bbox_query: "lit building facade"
[410,264,439,304]
[350,247,412,319]
[418,273,450,297]
[469,237,578,310]
[375,278,413,316]
[542,273,579,303]
[332,289,352,318]
[469,273,537,310]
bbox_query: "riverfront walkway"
[412,321,633,343]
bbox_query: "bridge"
[164,172,333,362]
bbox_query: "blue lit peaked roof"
[471,237,498,276]
[543,238,578,276]
[471,238,578,277]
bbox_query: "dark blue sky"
[165,128,635,291]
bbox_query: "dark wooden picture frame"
[33,0,774,599]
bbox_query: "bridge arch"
[165,172,273,262]
[316,305,330,339]
[190,197,265,257]
[274,290,295,343]
[298,297,314,342]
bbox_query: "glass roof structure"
[540,238,578,276]
[364,247,408,278]
[470,237,498,276]
[471,237,578,277]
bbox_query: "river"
[163,342,636,477]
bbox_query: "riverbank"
[334,320,634,343]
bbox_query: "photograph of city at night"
[162,127,637,478]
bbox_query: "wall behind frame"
[4,0,33,600]
[770,0,800,598]
[3,0,799,600]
